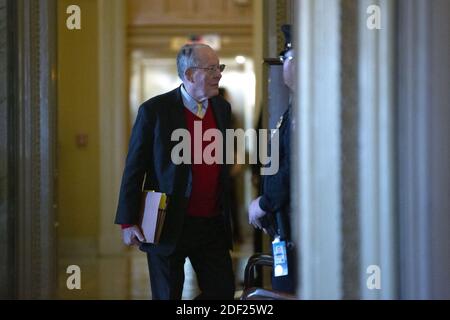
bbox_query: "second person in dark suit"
[248,25,297,294]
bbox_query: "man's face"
[186,47,222,100]
[282,49,295,92]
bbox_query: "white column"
[295,0,342,299]
[358,0,397,299]
[98,0,128,298]
[98,0,126,256]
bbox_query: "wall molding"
[340,0,360,300]
[128,25,253,56]
[15,0,57,299]
[0,0,16,299]
[398,0,450,299]
[127,0,253,27]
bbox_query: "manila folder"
[140,191,167,244]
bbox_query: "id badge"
[272,237,288,277]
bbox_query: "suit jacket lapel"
[168,89,227,141]
[167,86,192,197]
[210,97,226,136]
[210,97,229,185]
[168,86,188,131]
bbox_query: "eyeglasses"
[190,64,226,74]
[279,55,294,63]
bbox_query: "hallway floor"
[58,238,253,300]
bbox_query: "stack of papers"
[140,191,168,244]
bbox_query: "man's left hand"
[248,196,267,229]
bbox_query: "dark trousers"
[146,215,235,300]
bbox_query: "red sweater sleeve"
[121,224,133,229]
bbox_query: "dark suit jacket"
[259,107,291,240]
[115,86,233,254]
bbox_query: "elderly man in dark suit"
[115,43,235,300]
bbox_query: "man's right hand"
[122,225,145,246]
[248,196,267,229]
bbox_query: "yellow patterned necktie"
[196,102,203,118]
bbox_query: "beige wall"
[57,0,100,298]
[57,0,99,242]
[57,0,129,299]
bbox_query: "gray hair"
[176,43,210,81]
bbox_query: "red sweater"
[121,102,221,229]
[183,103,221,217]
